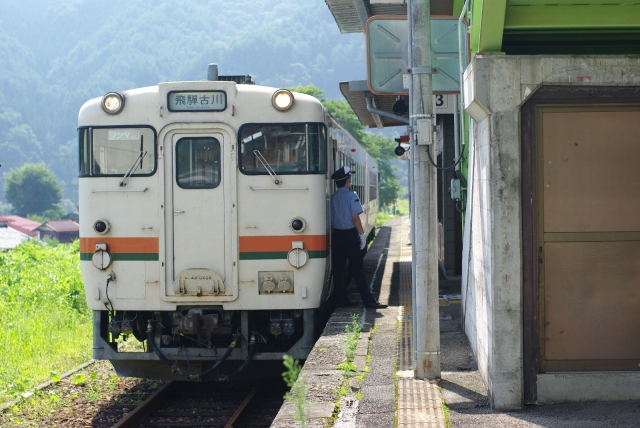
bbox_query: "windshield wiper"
[119,151,148,187]
[253,150,281,184]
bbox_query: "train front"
[78,77,331,380]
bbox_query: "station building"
[323,0,640,409]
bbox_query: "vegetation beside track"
[0,240,91,406]
[376,198,409,227]
[0,360,156,428]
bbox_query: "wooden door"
[537,105,640,371]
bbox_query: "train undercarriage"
[93,306,329,381]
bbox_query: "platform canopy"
[340,81,408,128]
[325,1,457,128]
[324,0,640,127]
[323,0,455,34]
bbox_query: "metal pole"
[410,0,440,379]
[408,0,417,377]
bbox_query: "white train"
[78,66,378,380]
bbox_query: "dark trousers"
[331,228,377,305]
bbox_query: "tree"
[324,102,401,206]
[359,133,402,207]
[4,163,64,218]
[288,85,326,102]
[288,85,403,206]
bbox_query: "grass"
[282,355,309,428]
[442,400,452,427]
[0,240,92,405]
[335,314,362,374]
[3,368,110,425]
[328,314,367,425]
[0,360,159,428]
[376,198,409,227]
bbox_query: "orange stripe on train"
[239,235,327,252]
[80,237,159,253]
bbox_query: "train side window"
[79,126,157,177]
[369,171,378,201]
[79,128,91,176]
[239,123,326,175]
[176,137,221,189]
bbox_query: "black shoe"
[338,299,358,308]
[364,301,388,309]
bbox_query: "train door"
[168,132,235,299]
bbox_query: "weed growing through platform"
[282,355,309,428]
[442,400,451,427]
[328,314,366,425]
[336,314,362,374]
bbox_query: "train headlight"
[101,92,125,114]
[271,89,294,111]
[93,219,111,234]
[290,217,306,233]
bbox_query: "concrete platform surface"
[271,215,640,427]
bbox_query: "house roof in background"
[0,225,29,250]
[37,220,79,233]
[0,216,41,236]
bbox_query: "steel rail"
[113,380,175,428]
[224,382,262,428]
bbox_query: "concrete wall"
[461,55,640,409]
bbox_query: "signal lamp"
[290,217,306,232]
[394,137,408,157]
[101,92,125,115]
[93,219,111,234]
[272,89,295,111]
[392,96,408,116]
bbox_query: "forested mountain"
[0,0,367,205]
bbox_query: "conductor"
[330,166,387,309]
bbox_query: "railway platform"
[272,214,640,428]
[273,214,460,427]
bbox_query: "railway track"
[101,378,285,428]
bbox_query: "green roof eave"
[472,0,507,54]
[452,0,465,16]
[505,5,640,31]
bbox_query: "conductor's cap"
[331,166,351,181]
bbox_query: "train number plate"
[176,268,225,296]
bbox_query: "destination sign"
[168,90,226,112]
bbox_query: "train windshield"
[175,137,221,189]
[239,123,326,174]
[79,126,156,177]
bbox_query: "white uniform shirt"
[331,188,363,230]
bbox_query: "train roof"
[78,81,326,127]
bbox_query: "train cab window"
[239,123,326,175]
[79,126,156,177]
[175,137,221,189]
